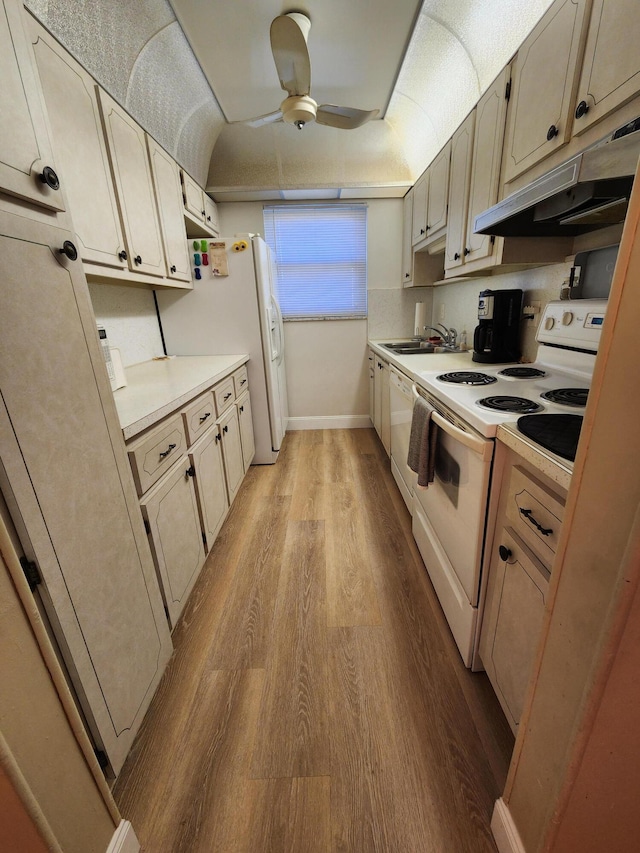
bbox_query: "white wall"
[88,283,164,367]
[219,198,415,426]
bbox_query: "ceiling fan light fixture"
[281,94,317,127]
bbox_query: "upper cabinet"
[425,141,451,250]
[0,0,64,212]
[29,21,127,270]
[572,0,640,136]
[502,0,591,184]
[401,188,413,285]
[444,111,475,273]
[98,90,166,279]
[182,170,220,238]
[411,172,429,245]
[146,136,192,286]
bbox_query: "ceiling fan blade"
[270,13,311,97]
[231,110,283,128]
[316,105,380,130]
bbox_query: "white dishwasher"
[389,367,417,513]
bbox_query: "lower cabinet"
[237,391,256,472]
[190,428,229,550]
[373,355,391,455]
[218,404,244,504]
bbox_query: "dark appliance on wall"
[472,288,523,364]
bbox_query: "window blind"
[263,204,367,320]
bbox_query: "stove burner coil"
[541,388,589,407]
[477,395,543,414]
[498,367,546,379]
[437,371,497,386]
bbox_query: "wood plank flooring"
[113,429,513,852]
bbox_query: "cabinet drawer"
[127,413,187,496]
[233,365,249,397]
[505,465,565,566]
[213,376,236,415]
[182,391,215,445]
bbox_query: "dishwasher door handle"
[411,384,492,459]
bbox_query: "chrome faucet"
[423,325,458,347]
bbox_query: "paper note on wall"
[209,242,229,276]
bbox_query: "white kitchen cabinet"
[237,391,256,472]
[218,404,244,504]
[0,0,64,211]
[29,20,127,270]
[98,89,166,278]
[502,0,591,185]
[401,189,414,285]
[368,349,375,423]
[572,0,640,136]
[146,135,192,286]
[140,454,206,628]
[182,169,219,238]
[411,172,429,245]
[424,140,451,249]
[190,427,229,551]
[444,111,476,273]
[0,209,172,775]
[373,355,390,456]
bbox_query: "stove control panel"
[536,299,607,351]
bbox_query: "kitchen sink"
[381,341,461,355]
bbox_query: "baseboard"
[106,820,140,853]
[491,799,526,853]
[287,415,372,430]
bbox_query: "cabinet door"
[426,141,451,244]
[190,429,229,552]
[98,89,166,278]
[182,170,204,221]
[237,392,256,472]
[466,67,511,265]
[411,172,429,245]
[502,0,590,184]
[29,23,126,269]
[0,0,64,211]
[0,210,172,775]
[146,136,191,285]
[368,349,375,423]
[573,0,640,136]
[380,361,391,456]
[401,190,413,285]
[218,406,244,504]
[480,528,548,731]
[141,455,206,629]
[203,193,219,235]
[444,111,475,272]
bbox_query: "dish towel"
[407,395,438,487]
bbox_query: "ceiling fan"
[236,12,380,131]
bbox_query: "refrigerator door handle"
[271,295,285,364]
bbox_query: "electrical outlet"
[439,303,446,321]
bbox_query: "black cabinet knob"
[39,166,60,190]
[207,215,211,222]
[575,100,589,119]
[464,247,470,256]
[118,250,128,261]
[239,405,244,412]
[186,465,196,478]
[201,210,206,217]
[170,265,177,273]
[58,240,78,261]
[454,252,460,260]
[420,228,426,235]
[405,273,410,278]
[547,124,559,141]
[134,255,142,265]
[223,424,229,433]
[498,545,512,562]
[215,433,222,442]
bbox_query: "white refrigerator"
[156,235,288,464]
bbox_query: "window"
[263,204,367,320]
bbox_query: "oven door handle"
[412,384,492,459]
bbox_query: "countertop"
[114,354,249,440]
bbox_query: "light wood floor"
[113,429,514,852]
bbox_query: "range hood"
[475,118,640,237]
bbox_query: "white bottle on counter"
[459,329,468,351]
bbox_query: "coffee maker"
[472,288,523,363]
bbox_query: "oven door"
[411,385,494,664]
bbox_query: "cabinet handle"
[223,425,228,433]
[420,227,426,235]
[224,392,232,401]
[199,412,211,423]
[207,215,212,221]
[546,124,559,141]
[519,507,553,536]
[186,465,196,477]
[134,255,142,265]
[464,247,470,256]
[498,545,512,561]
[215,432,222,442]
[159,442,176,459]
[575,100,589,119]
[170,264,177,273]
[454,252,460,260]
[240,379,247,386]
[239,405,244,412]
[58,240,78,261]
[201,209,206,216]
[118,250,128,261]
[39,166,60,190]
[405,273,410,278]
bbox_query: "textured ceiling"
[25,0,555,195]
